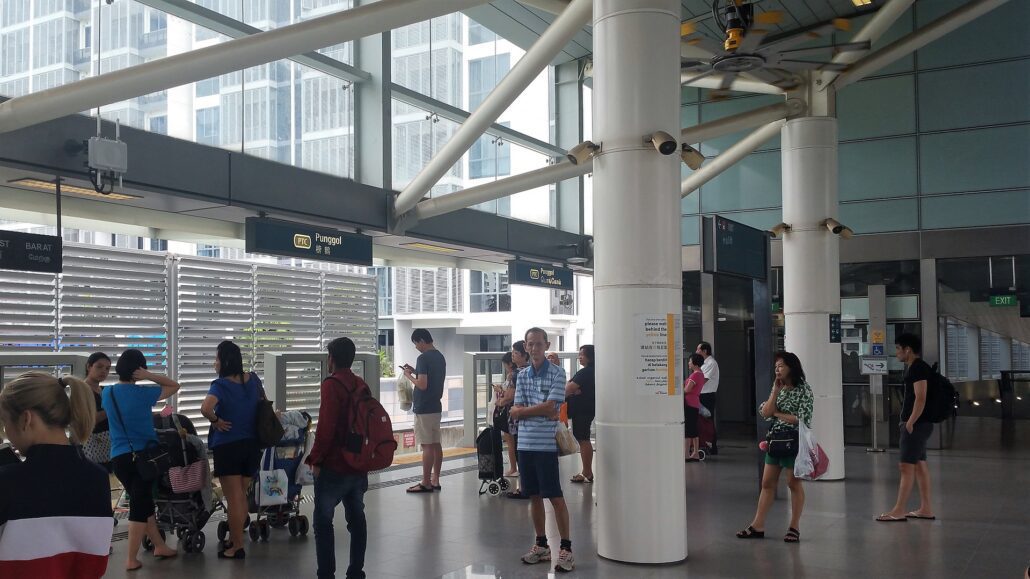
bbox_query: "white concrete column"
[593,0,686,563]
[781,116,845,480]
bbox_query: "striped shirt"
[514,360,566,452]
[0,444,112,578]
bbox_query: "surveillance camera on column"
[822,218,854,239]
[567,140,600,165]
[646,131,678,155]
[768,222,792,237]
[680,144,705,170]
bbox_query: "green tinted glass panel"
[837,11,913,76]
[837,76,915,141]
[681,104,699,138]
[681,85,700,105]
[922,190,1030,229]
[682,190,700,214]
[699,95,782,155]
[714,209,782,232]
[839,198,918,234]
[700,150,781,212]
[920,126,1030,194]
[917,0,1030,68]
[682,215,700,246]
[839,137,917,201]
[919,61,1030,131]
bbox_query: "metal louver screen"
[59,245,170,373]
[175,257,255,421]
[322,271,378,352]
[0,269,57,352]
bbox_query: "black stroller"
[476,426,511,496]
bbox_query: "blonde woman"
[0,372,113,577]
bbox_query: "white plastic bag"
[396,375,413,412]
[794,421,829,480]
[555,421,579,456]
[295,433,316,486]
[257,449,289,506]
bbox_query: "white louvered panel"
[322,271,378,353]
[283,359,325,424]
[175,257,256,422]
[0,269,57,352]
[58,244,170,373]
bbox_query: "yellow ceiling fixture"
[400,242,462,254]
[8,178,141,201]
[851,0,873,7]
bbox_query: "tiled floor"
[105,419,1030,578]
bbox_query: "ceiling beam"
[0,0,488,135]
[136,0,371,84]
[681,99,801,145]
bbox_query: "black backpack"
[924,363,958,423]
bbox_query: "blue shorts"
[517,451,563,499]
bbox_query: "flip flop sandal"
[905,512,936,520]
[433,485,442,491]
[406,483,434,493]
[784,528,800,543]
[875,514,908,522]
[736,525,765,539]
[570,474,593,484]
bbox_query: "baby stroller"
[476,426,511,496]
[144,413,224,554]
[248,410,312,541]
[696,405,716,461]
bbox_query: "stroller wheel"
[288,517,300,537]
[192,531,206,553]
[698,449,707,462]
[499,478,511,492]
[217,521,229,542]
[249,523,260,542]
[142,536,155,552]
[487,482,501,496]
[259,520,271,542]
[181,531,194,553]
[299,515,309,536]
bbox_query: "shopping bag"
[555,421,579,456]
[397,375,414,412]
[794,421,829,480]
[257,449,289,506]
[295,432,316,486]
[169,459,207,494]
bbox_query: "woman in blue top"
[200,340,264,560]
[102,348,181,571]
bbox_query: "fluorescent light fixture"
[399,242,461,254]
[995,398,1002,404]
[9,178,140,201]
[972,401,981,406]
[851,0,872,6]
[566,256,589,264]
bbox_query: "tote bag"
[256,448,289,506]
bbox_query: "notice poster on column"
[633,313,682,396]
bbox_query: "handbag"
[255,448,289,506]
[167,416,207,494]
[766,428,799,459]
[256,397,285,448]
[109,389,170,482]
[82,430,112,464]
[555,420,579,456]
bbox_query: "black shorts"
[570,415,593,442]
[684,405,699,437]
[212,438,262,477]
[517,451,563,499]
[899,421,933,464]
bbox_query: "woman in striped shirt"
[0,372,113,578]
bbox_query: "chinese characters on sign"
[633,313,682,396]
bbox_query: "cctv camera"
[839,226,854,240]
[680,144,705,170]
[567,141,599,165]
[647,131,678,155]
[768,222,792,237]
[823,218,846,235]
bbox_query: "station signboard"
[245,217,372,266]
[0,230,62,273]
[507,260,574,290]
[702,215,768,281]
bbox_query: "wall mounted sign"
[989,294,1017,307]
[860,356,888,376]
[0,230,62,274]
[507,260,574,290]
[245,217,372,266]
[829,314,842,344]
[633,313,682,396]
[702,215,768,281]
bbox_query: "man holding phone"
[402,329,446,493]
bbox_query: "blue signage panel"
[829,314,842,344]
[702,215,768,281]
[245,217,373,266]
[507,260,574,290]
[0,230,62,273]
[871,344,885,356]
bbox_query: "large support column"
[781,116,845,480]
[593,0,686,563]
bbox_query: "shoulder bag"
[255,383,285,448]
[766,428,799,459]
[109,389,170,482]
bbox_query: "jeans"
[313,468,369,579]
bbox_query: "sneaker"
[555,549,575,573]
[521,545,551,565]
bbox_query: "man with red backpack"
[307,337,396,579]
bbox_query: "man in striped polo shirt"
[510,327,574,573]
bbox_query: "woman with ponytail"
[0,372,113,578]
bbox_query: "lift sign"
[0,230,63,274]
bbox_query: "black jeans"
[699,392,718,452]
[313,467,368,579]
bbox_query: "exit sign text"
[989,295,1017,307]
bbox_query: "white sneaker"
[521,544,551,565]
[555,549,575,573]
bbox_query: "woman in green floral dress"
[736,351,814,544]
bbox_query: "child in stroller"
[141,413,225,554]
[248,410,312,541]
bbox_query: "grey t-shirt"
[413,348,446,415]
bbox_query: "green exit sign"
[989,295,1017,307]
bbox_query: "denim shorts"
[517,451,563,499]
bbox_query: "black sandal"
[736,525,765,539]
[406,483,434,493]
[784,528,800,543]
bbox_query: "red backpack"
[330,374,397,473]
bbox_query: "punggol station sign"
[507,260,574,289]
[0,230,63,273]
[245,217,373,266]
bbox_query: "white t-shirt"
[700,356,720,394]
